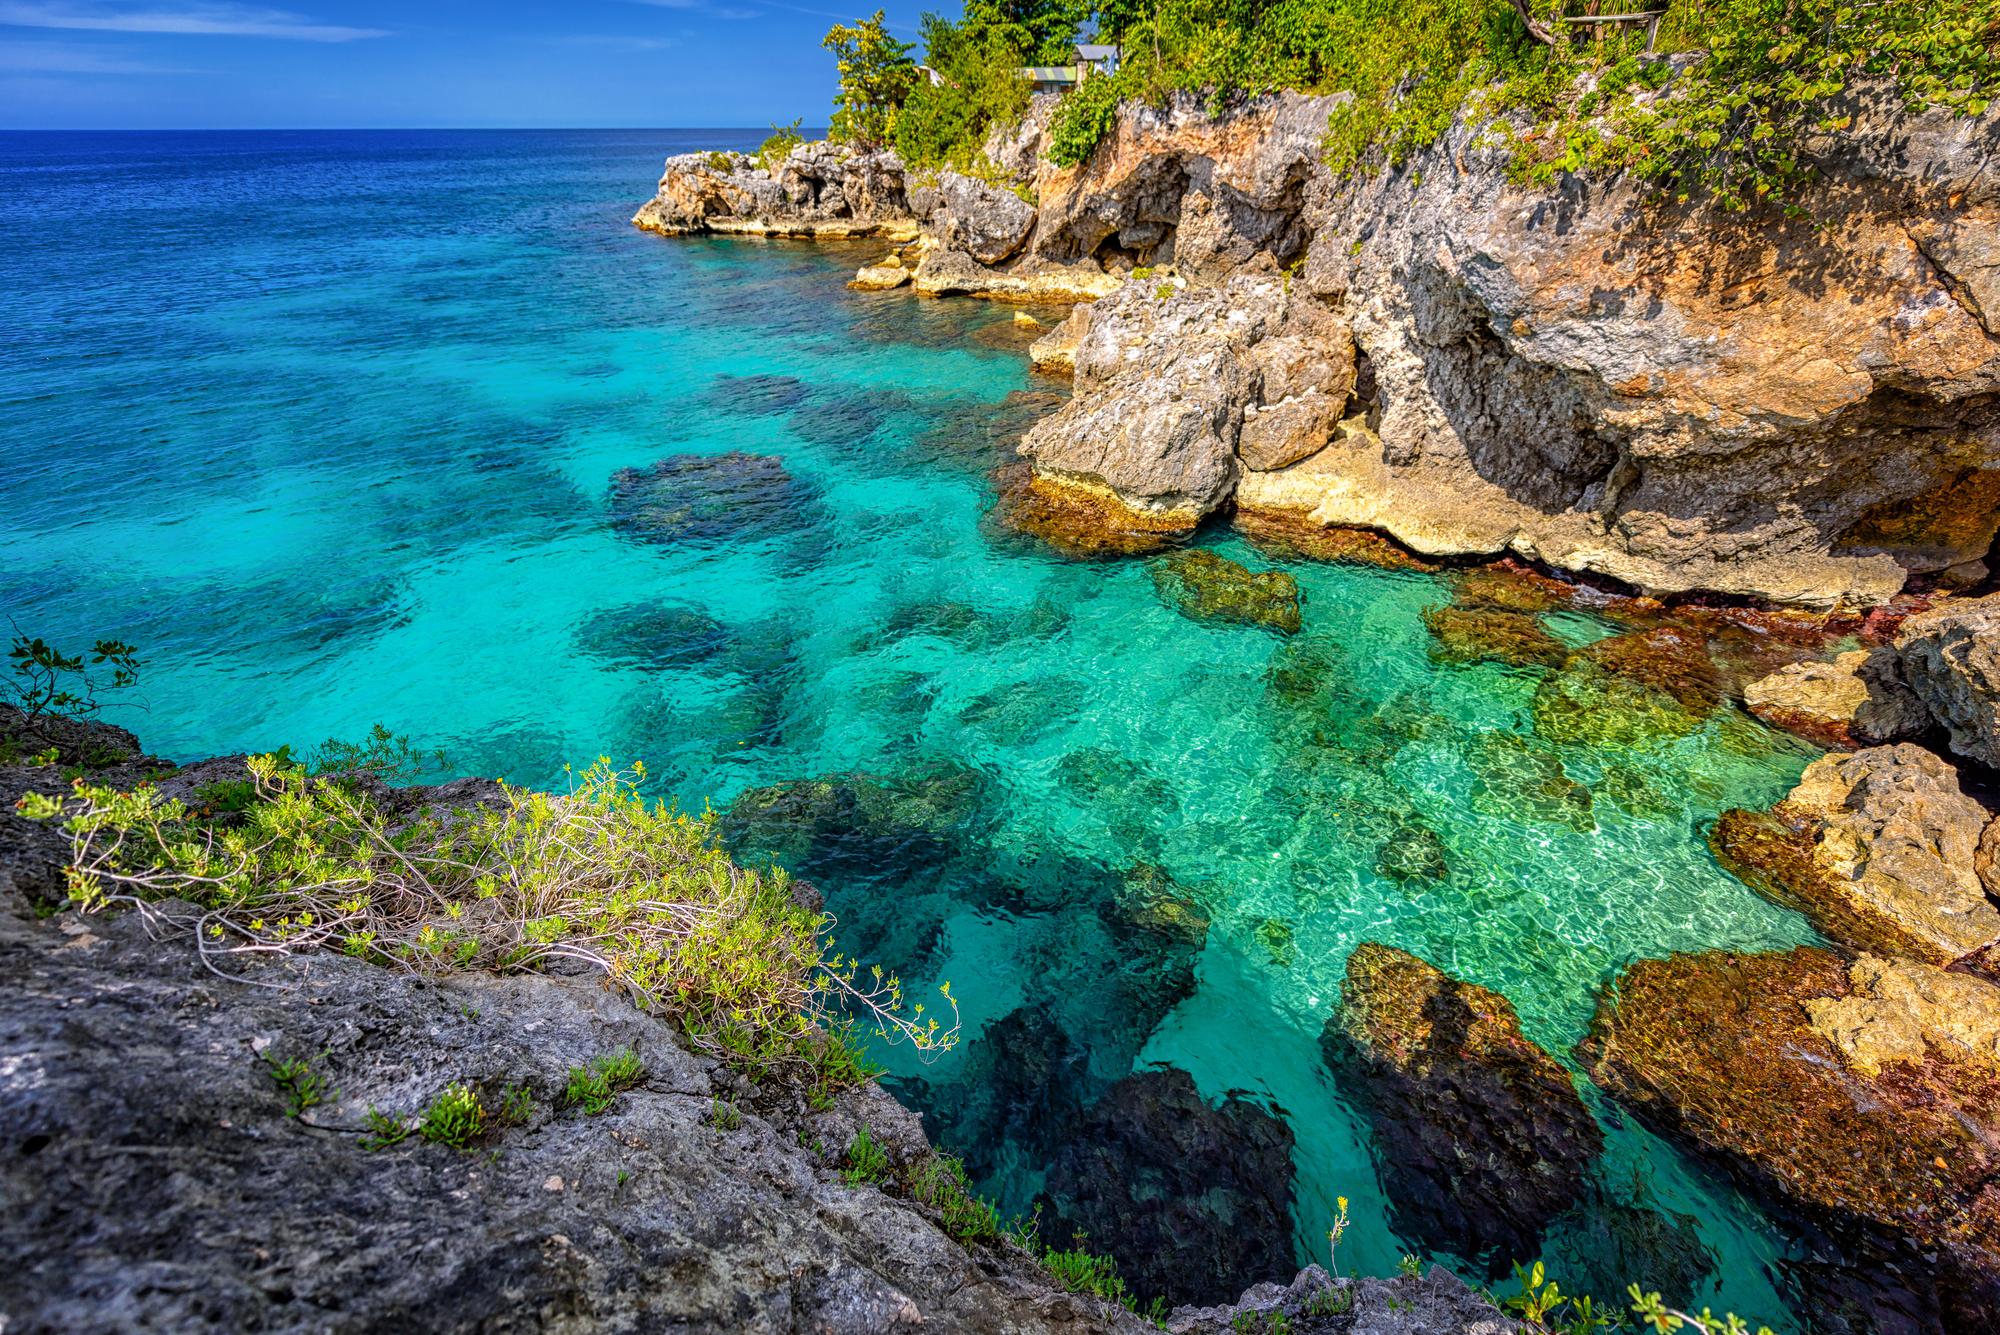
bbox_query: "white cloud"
[0,2,388,41]
[0,37,197,68]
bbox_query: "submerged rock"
[572,603,733,672]
[1375,819,1450,886]
[1038,1068,1295,1308]
[986,464,1191,558]
[1321,943,1602,1276]
[607,451,823,547]
[1422,605,1568,670]
[1466,733,1595,833]
[1533,628,1723,749]
[704,371,811,415]
[1233,511,1439,572]
[1149,549,1302,635]
[1107,862,1210,948]
[1581,947,2000,1324]
[1254,917,1297,967]
[1711,744,2000,966]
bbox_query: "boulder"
[985,464,1190,558]
[1581,947,2000,1324]
[1232,512,1439,571]
[1711,744,2000,966]
[1422,606,1568,670]
[1028,304,1089,375]
[1321,943,1602,1276]
[1741,648,1929,750]
[1018,274,1354,530]
[910,171,1038,267]
[1891,593,2000,767]
[1037,1068,1295,1307]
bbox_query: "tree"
[961,0,1091,63]
[823,10,919,147]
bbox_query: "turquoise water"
[3,131,1823,1322]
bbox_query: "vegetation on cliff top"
[822,0,1998,210]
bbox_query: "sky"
[0,0,933,127]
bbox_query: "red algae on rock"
[1232,511,1440,573]
[985,463,1193,558]
[1580,947,2000,1319]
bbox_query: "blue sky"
[0,0,929,127]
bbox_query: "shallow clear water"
[3,130,1824,1324]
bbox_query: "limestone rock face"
[910,171,1037,266]
[1805,954,2000,1077]
[632,143,918,240]
[992,89,2000,605]
[1581,947,2000,1326]
[1320,943,1602,1277]
[1890,592,2000,767]
[1017,273,1352,526]
[1741,648,1929,750]
[1712,744,2000,966]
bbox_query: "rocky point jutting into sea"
[639,87,2000,609]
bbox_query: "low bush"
[24,754,959,1083]
[418,1083,486,1148]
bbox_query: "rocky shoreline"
[636,87,2000,611]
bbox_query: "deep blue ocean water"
[2,130,1829,1322]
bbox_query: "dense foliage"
[1040,0,2000,208]
[824,10,920,147]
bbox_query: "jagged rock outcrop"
[1014,272,1352,531]
[1711,744,2000,967]
[1885,592,2000,767]
[984,88,2000,607]
[1320,943,1602,1277]
[909,171,1038,267]
[633,143,918,240]
[1581,947,2000,1330]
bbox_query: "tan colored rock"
[1982,818,2000,897]
[849,262,910,291]
[1028,305,1089,375]
[1713,744,2000,965]
[631,142,919,241]
[1806,954,2000,1077]
[1742,648,1929,749]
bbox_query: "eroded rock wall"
[999,87,2000,607]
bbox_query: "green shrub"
[360,1107,410,1150]
[418,1083,486,1148]
[1041,1241,1130,1304]
[906,1151,1001,1242]
[4,630,139,742]
[25,754,957,1079]
[192,779,258,814]
[757,119,805,170]
[1039,0,2000,209]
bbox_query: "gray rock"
[633,142,915,238]
[1166,1264,1516,1335]
[911,171,1038,266]
[1891,593,2000,767]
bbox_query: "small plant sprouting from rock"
[905,1151,1000,1243]
[1326,1193,1350,1278]
[709,1098,742,1131]
[263,1051,329,1119]
[564,1049,644,1116]
[417,1083,486,1148]
[1040,1239,1129,1307]
[497,1082,535,1127]
[841,1125,892,1186]
[359,1107,410,1151]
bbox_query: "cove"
[2,130,1823,1326]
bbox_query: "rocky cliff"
[636,89,2000,608]
[0,709,1513,1334]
